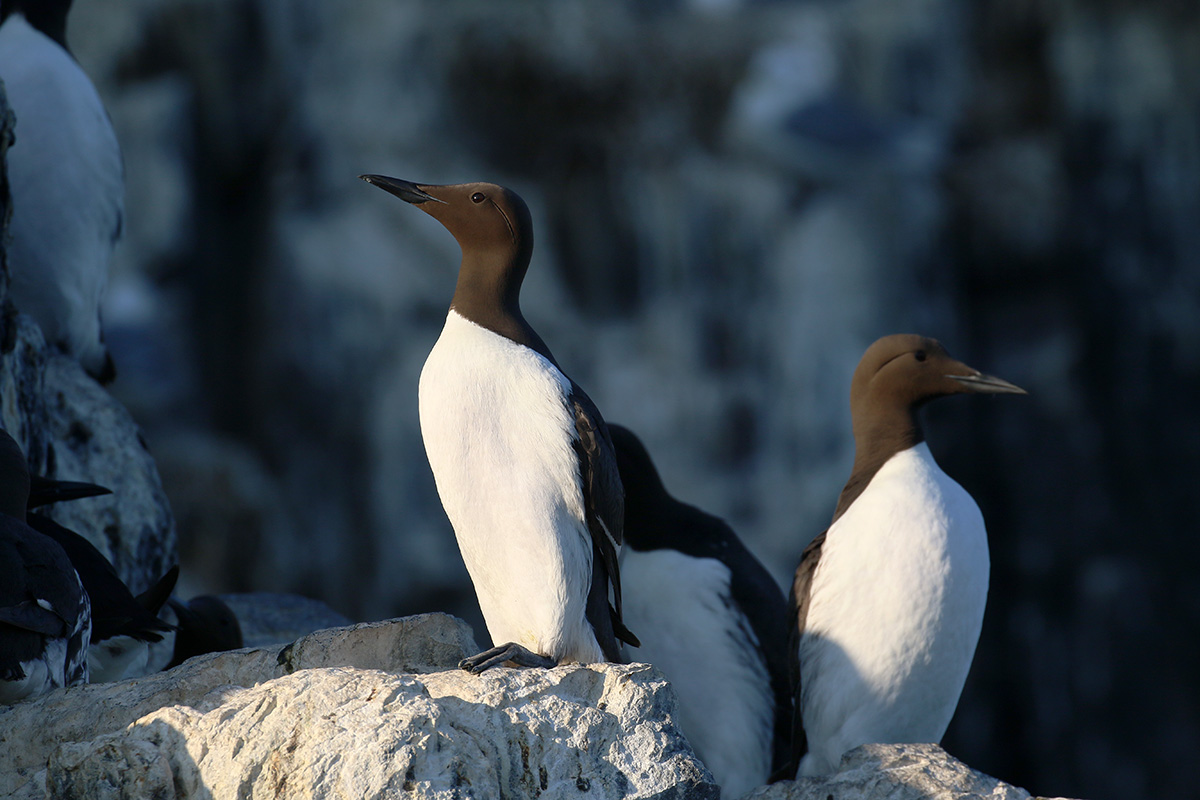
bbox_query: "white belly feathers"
[621,547,774,797]
[418,310,601,663]
[798,442,989,775]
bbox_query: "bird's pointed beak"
[359,174,446,205]
[27,476,113,508]
[947,370,1027,395]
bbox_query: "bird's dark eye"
[914,350,927,362]
[471,192,486,204]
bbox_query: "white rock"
[0,613,719,800]
[0,614,476,799]
[49,662,717,800]
[737,742,1072,800]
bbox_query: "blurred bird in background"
[0,0,121,382]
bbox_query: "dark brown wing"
[781,528,827,778]
[568,385,639,658]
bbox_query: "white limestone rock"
[0,614,477,799]
[738,742,1073,800]
[48,662,717,800]
[2,613,718,799]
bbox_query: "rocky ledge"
[0,613,1071,800]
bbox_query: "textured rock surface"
[0,613,719,800]
[33,351,177,593]
[0,613,479,799]
[740,743,1068,800]
[49,663,717,800]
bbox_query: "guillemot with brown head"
[360,174,638,672]
[788,334,1026,776]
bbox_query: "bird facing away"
[609,423,792,798]
[788,334,1026,776]
[0,0,122,382]
[26,475,177,682]
[0,429,91,704]
[361,174,637,673]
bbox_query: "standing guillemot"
[608,423,791,798]
[0,0,122,382]
[361,174,638,672]
[788,334,1026,776]
[26,474,178,682]
[0,431,90,704]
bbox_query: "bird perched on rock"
[0,430,90,704]
[26,474,243,677]
[608,423,791,798]
[0,0,122,382]
[28,479,178,686]
[361,174,637,673]
[25,466,177,683]
[788,334,1025,776]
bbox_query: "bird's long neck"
[832,403,924,523]
[621,468,672,536]
[450,251,557,365]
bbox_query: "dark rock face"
[0,81,176,594]
[63,3,1200,799]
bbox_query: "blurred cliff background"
[48,0,1198,797]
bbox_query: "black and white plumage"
[788,335,1026,776]
[0,431,90,704]
[608,424,791,798]
[26,476,178,682]
[361,174,637,673]
[0,0,121,382]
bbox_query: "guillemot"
[361,174,638,672]
[0,0,122,382]
[25,472,177,683]
[163,594,243,670]
[608,423,791,798]
[0,430,90,704]
[787,334,1025,776]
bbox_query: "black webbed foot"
[459,642,558,674]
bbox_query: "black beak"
[27,475,113,509]
[948,372,1027,395]
[359,174,446,204]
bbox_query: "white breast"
[0,15,121,374]
[621,547,774,798]
[418,310,601,663]
[88,635,151,684]
[797,442,989,776]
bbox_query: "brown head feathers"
[361,175,549,358]
[833,334,1026,522]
